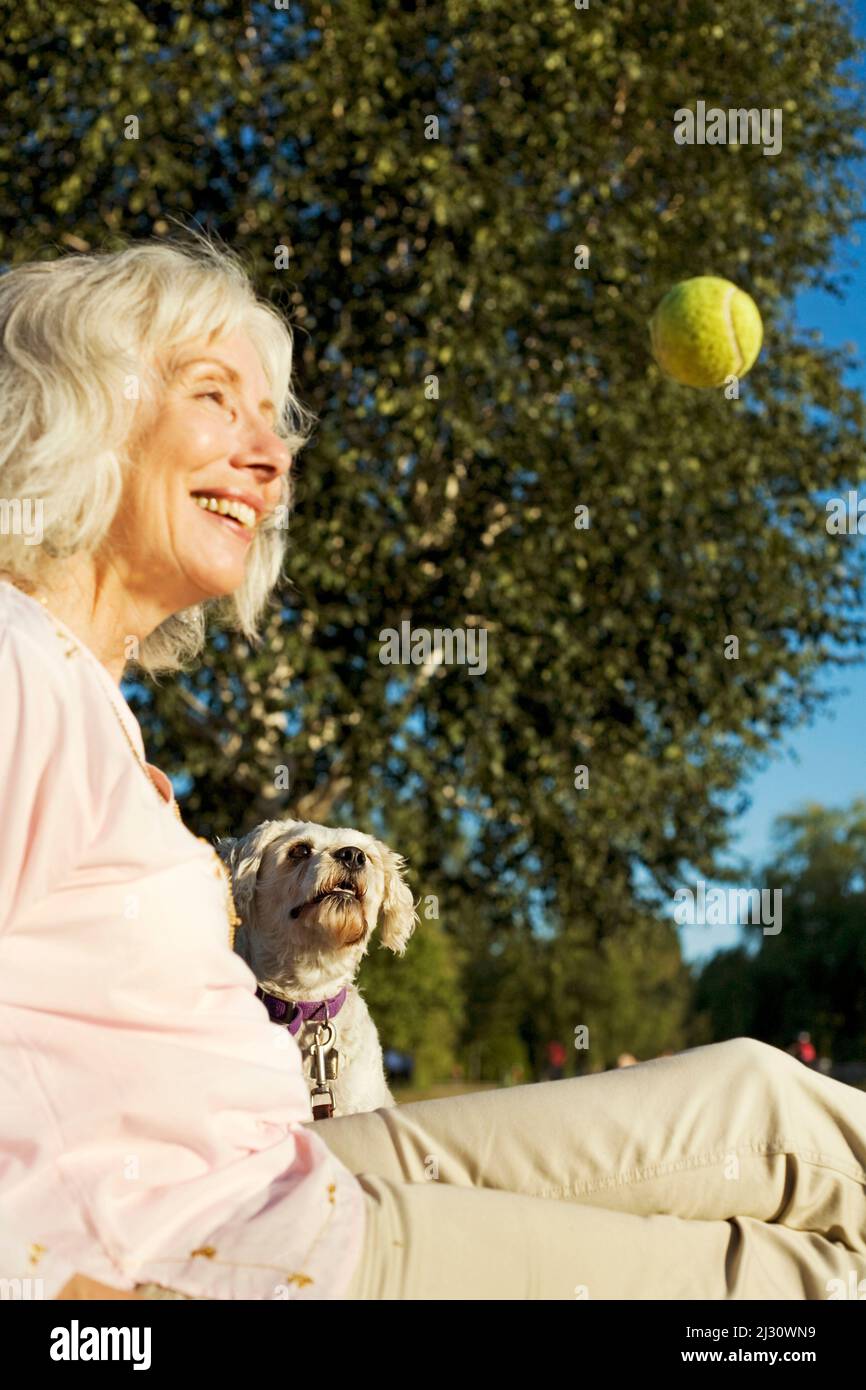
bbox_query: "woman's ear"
[374,842,419,955]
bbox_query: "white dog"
[216,819,418,1119]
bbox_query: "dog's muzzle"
[290,879,364,920]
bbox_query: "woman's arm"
[0,624,142,1305]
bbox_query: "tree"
[695,801,866,1060]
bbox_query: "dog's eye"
[286,842,312,859]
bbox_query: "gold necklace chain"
[27,589,240,951]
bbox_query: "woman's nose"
[236,419,293,478]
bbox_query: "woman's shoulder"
[0,581,86,702]
[0,583,109,787]
[0,584,100,928]
[1,584,159,781]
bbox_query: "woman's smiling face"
[111,328,292,609]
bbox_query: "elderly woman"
[1,241,865,1302]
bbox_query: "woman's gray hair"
[0,234,315,676]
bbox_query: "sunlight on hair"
[0,231,317,676]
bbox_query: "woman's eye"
[198,389,225,404]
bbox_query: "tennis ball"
[649,276,763,388]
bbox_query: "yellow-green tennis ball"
[649,276,763,388]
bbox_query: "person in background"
[791,1031,818,1068]
[545,1039,567,1080]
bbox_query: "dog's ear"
[216,819,306,927]
[374,842,418,955]
[215,824,274,926]
[215,833,258,937]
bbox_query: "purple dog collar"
[256,986,348,1036]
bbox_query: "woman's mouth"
[191,493,257,542]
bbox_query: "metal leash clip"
[309,1020,340,1120]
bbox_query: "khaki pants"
[308,1037,866,1299]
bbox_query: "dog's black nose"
[332,845,366,871]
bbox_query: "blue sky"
[679,0,866,964]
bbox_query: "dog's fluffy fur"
[216,820,417,1118]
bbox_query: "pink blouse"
[0,581,366,1299]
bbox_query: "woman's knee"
[720,1034,795,1079]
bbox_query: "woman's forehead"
[166,330,268,382]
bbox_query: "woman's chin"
[184,557,249,601]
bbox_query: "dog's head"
[216,819,418,994]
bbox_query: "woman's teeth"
[193,495,257,529]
